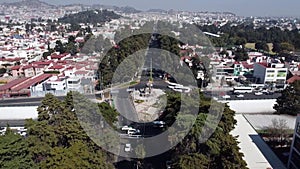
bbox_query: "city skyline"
[0,0,299,17]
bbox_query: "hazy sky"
[1,0,300,17]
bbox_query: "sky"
[1,0,300,17]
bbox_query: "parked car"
[222,95,231,99]
[153,121,165,128]
[166,161,172,169]
[121,126,133,131]
[236,94,244,98]
[124,144,131,152]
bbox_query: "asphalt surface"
[203,90,281,100]
[113,88,139,126]
[0,94,102,107]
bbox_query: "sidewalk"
[231,114,286,169]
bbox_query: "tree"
[161,92,247,169]
[234,48,249,61]
[0,92,116,168]
[280,42,295,52]
[234,37,247,46]
[255,42,269,52]
[274,80,300,116]
[135,144,146,168]
[0,68,6,74]
[54,40,65,54]
[272,42,282,53]
[265,118,289,147]
[0,131,37,168]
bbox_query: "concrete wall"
[220,99,277,113]
[0,106,38,120]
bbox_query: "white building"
[44,76,67,91]
[253,62,287,87]
[66,77,82,92]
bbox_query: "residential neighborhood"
[0,0,300,169]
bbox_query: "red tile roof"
[22,65,33,70]
[32,61,52,65]
[287,75,300,84]
[0,77,29,91]
[48,65,64,70]
[11,65,21,70]
[12,74,52,91]
[241,62,254,69]
[74,70,89,75]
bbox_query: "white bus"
[233,86,253,94]
[173,86,191,93]
[167,82,182,89]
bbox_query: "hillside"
[58,9,121,24]
[2,0,55,8]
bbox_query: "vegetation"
[255,41,269,52]
[274,80,300,116]
[58,9,120,25]
[0,91,247,168]
[0,68,6,74]
[98,29,151,87]
[158,91,247,169]
[260,119,292,148]
[198,23,300,52]
[0,92,116,169]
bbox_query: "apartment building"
[253,62,288,87]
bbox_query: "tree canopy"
[159,91,247,169]
[0,92,115,169]
[274,80,300,116]
[58,9,120,25]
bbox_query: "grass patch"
[130,81,138,86]
[135,100,144,104]
[245,43,255,49]
[245,43,276,55]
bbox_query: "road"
[0,94,102,107]
[202,90,281,100]
[113,88,139,126]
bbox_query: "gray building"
[288,115,300,169]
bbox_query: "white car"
[222,95,231,99]
[153,121,166,128]
[254,92,263,96]
[121,126,134,131]
[124,144,131,152]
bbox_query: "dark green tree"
[274,80,300,116]
[255,42,269,52]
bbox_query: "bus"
[173,86,191,93]
[167,82,181,89]
[233,86,253,94]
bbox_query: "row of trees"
[199,23,300,51]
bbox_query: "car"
[153,121,165,128]
[166,161,172,169]
[254,92,263,96]
[222,95,231,99]
[124,144,131,152]
[127,128,140,135]
[121,126,134,131]
[236,94,244,98]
